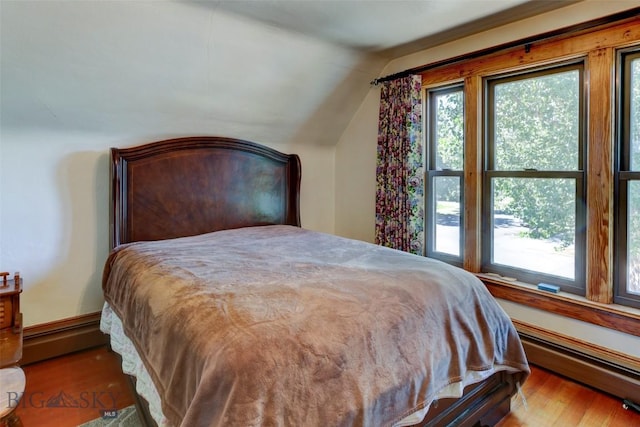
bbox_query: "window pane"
[492,178,575,279]
[435,91,463,170]
[628,181,640,295]
[631,58,640,171]
[434,176,460,256]
[494,70,580,171]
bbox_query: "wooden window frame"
[420,14,640,336]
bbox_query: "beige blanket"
[102,225,529,427]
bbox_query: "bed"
[101,136,529,427]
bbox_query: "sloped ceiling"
[0,0,577,146]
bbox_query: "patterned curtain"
[375,75,424,255]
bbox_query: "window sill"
[477,273,640,338]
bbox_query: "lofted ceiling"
[215,0,581,57]
[1,0,580,146]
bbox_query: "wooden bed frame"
[109,136,520,427]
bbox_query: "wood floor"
[495,366,638,427]
[6,347,135,427]
[4,345,639,426]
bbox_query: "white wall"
[335,89,381,242]
[0,131,110,325]
[334,0,640,360]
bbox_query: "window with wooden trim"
[483,63,586,295]
[615,48,640,309]
[419,13,640,326]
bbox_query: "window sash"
[614,49,640,308]
[426,171,464,264]
[481,172,586,293]
[428,87,464,171]
[425,85,464,264]
[486,62,585,172]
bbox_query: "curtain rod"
[370,7,640,86]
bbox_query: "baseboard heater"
[22,312,108,365]
[518,332,640,404]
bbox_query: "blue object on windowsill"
[537,283,560,293]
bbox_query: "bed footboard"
[416,370,518,427]
[123,369,519,427]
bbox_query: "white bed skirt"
[101,302,170,427]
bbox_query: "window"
[615,49,640,308]
[419,15,640,322]
[425,86,464,264]
[483,63,586,294]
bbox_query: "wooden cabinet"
[0,295,13,329]
[0,272,22,368]
[0,272,24,426]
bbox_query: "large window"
[615,49,640,308]
[420,16,640,326]
[425,86,464,264]
[483,64,586,294]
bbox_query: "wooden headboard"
[110,136,301,248]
